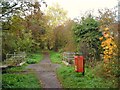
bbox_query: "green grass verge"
[3,63,28,73]
[2,73,41,88]
[2,53,43,89]
[26,53,43,64]
[49,51,118,88]
[56,65,118,88]
[49,51,62,64]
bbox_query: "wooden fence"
[6,52,26,60]
[5,52,26,66]
[63,52,80,64]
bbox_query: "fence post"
[14,52,15,60]
[6,53,8,61]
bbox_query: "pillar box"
[74,56,84,75]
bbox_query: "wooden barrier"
[3,52,26,67]
[63,52,79,64]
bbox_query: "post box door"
[74,56,78,72]
[78,56,84,72]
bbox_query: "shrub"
[26,53,43,64]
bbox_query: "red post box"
[74,56,78,72]
[74,56,84,75]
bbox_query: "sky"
[43,0,118,19]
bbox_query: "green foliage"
[53,20,76,51]
[57,65,118,88]
[49,51,62,64]
[3,64,28,73]
[98,9,119,79]
[2,1,73,59]
[2,1,48,60]
[2,31,17,59]
[105,57,120,78]
[2,15,34,60]
[46,3,67,28]
[26,53,43,64]
[2,73,41,88]
[1,1,20,21]
[45,3,69,50]
[73,15,102,60]
[24,11,48,50]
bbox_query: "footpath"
[26,52,62,88]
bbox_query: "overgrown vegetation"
[2,53,43,88]
[2,63,28,73]
[72,9,119,85]
[1,0,119,89]
[26,53,43,64]
[57,65,118,88]
[49,51,62,64]
[73,15,102,61]
[49,51,118,88]
[2,73,41,88]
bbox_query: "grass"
[2,52,43,89]
[49,51,118,88]
[2,53,43,73]
[56,65,118,88]
[3,63,28,73]
[26,53,43,64]
[49,51,62,64]
[2,73,41,88]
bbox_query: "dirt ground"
[26,52,62,88]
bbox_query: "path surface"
[26,52,62,88]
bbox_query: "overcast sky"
[43,0,118,19]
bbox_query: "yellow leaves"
[108,70,111,73]
[101,38,112,46]
[113,44,117,48]
[103,54,111,59]
[101,41,106,47]
[99,37,103,41]
[108,51,112,55]
[101,44,104,47]
[103,58,109,63]
[103,51,108,55]
[103,32,109,38]
[104,27,109,31]
[105,46,109,49]
[99,11,118,76]
[100,27,117,63]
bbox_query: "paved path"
[26,52,62,88]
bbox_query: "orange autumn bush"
[98,9,118,78]
[99,27,118,77]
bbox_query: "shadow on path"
[26,52,62,88]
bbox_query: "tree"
[1,0,22,30]
[73,15,102,61]
[1,0,23,59]
[2,0,48,60]
[45,3,68,50]
[61,20,76,52]
[46,3,67,28]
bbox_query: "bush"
[50,51,62,64]
[27,59,37,64]
[72,15,102,61]
[26,53,43,64]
